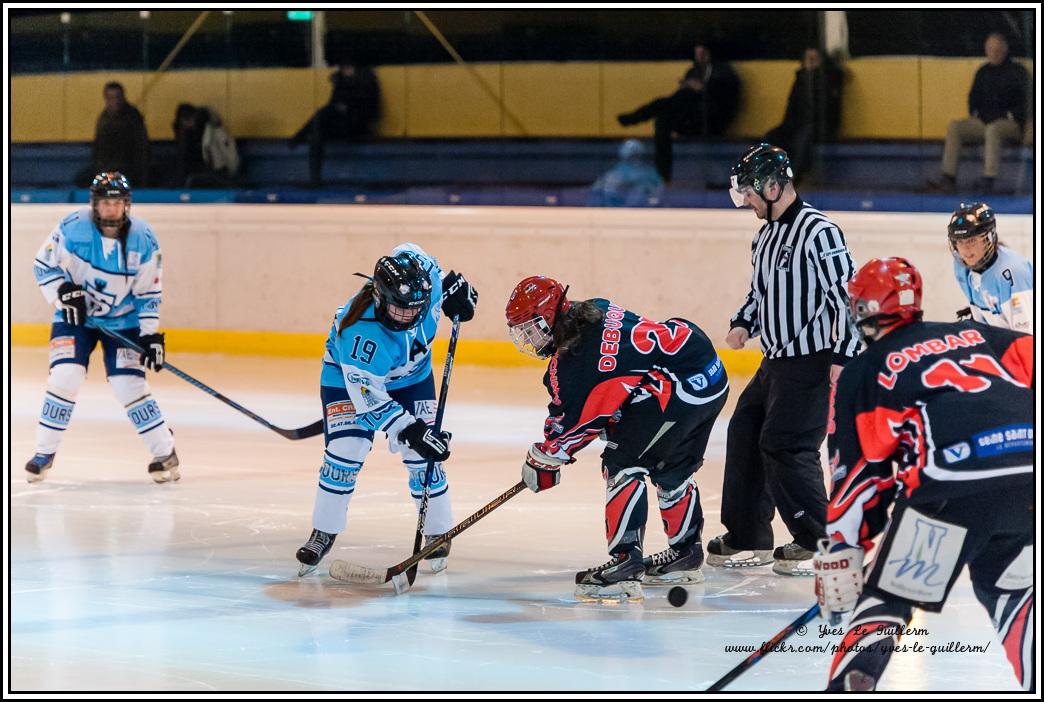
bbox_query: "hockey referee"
[707,143,861,576]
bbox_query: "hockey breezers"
[329,480,528,593]
[98,327,322,440]
[706,603,820,691]
[406,315,461,585]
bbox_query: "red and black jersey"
[537,299,727,461]
[827,320,1034,551]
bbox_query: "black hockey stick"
[406,315,461,586]
[98,326,323,440]
[329,480,528,593]
[707,603,821,691]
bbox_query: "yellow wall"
[10,58,1033,143]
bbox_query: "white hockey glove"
[814,538,864,624]
[522,443,566,493]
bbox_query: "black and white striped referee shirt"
[730,198,861,362]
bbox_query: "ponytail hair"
[553,300,604,354]
[338,281,375,334]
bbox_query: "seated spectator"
[291,61,381,187]
[170,103,239,188]
[77,81,149,187]
[763,47,842,185]
[617,43,741,182]
[928,32,1029,194]
[587,139,665,207]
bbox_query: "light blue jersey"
[320,244,444,435]
[954,245,1034,333]
[33,207,163,334]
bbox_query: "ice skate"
[771,542,815,576]
[423,534,451,574]
[574,549,645,603]
[148,449,180,483]
[297,529,336,576]
[642,541,705,585]
[705,534,773,568]
[25,453,55,483]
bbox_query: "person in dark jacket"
[928,33,1029,194]
[291,62,381,187]
[78,82,150,187]
[617,43,741,182]
[763,48,842,185]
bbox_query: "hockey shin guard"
[605,467,649,554]
[109,375,175,458]
[975,580,1035,691]
[35,364,87,454]
[656,475,704,547]
[406,459,452,535]
[825,594,913,691]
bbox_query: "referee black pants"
[721,349,831,552]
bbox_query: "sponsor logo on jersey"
[942,442,971,464]
[972,424,1034,458]
[547,354,562,405]
[116,347,143,369]
[413,400,436,421]
[879,508,967,603]
[346,372,371,387]
[49,336,76,362]
[877,329,987,389]
[128,251,141,270]
[687,373,708,390]
[357,386,382,409]
[325,401,357,432]
[599,304,626,372]
[819,245,848,260]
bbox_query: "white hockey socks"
[35,364,87,454]
[108,375,175,458]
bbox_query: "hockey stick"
[329,480,528,593]
[406,315,461,585]
[97,326,323,440]
[706,603,821,691]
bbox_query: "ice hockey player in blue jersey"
[26,172,179,484]
[295,243,478,576]
[949,201,1033,333]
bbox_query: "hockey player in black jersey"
[505,276,729,602]
[813,257,1034,691]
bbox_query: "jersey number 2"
[631,319,691,355]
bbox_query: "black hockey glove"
[956,307,973,322]
[399,418,452,462]
[139,332,166,371]
[441,271,478,322]
[57,282,87,326]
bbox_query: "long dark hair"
[553,300,604,354]
[338,281,375,334]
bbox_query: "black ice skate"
[706,533,773,568]
[642,540,705,585]
[296,529,336,576]
[423,534,452,574]
[25,453,55,483]
[574,548,646,603]
[148,449,180,483]
[771,542,815,576]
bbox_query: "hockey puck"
[667,586,688,608]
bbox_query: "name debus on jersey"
[598,304,626,372]
[876,329,987,390]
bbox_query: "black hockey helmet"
[730,143,793,204]
[90,171,132,229]
[372,252,432,331]
[947,201,998,272]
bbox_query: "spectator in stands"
[587,139,664,207]
[291,61,381,187]
[928,32,1029,194]
[78,81,150,187]
[763,47,842,185]
[617,43,741,183]
[171,103,239,188]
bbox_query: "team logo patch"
[325,401,357,432]
[942,442,971,464]
[49,336,76,362]
[776,245,793,271]
[357,386,382,409]
[116,347,143,369]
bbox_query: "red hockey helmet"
[505,276,570,358]
[848,257,923,343]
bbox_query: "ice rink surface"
[8,348,1026,692]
